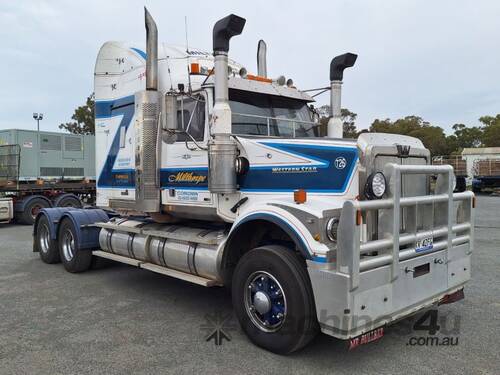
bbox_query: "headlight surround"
[365,172,386,199]
[326,217,339,242]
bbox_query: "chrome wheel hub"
[62,229,75,261]
[253,291,271,315]
[244,271,287,332]
[38,224,50,254]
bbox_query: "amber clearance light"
[294,189,307,204]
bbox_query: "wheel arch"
[221,213,312,285]
[58,209,109,250]
[16,194,52,214]
[34,208,109,252]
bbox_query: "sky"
[1,0,499,134]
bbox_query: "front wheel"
[232,246,318,354]
[58,218,92,273]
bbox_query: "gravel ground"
[0,196,499,375]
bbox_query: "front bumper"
[307,163,474,339]
[307,246,470,339]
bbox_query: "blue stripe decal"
[312,256,328,263]
[131,47,147,60]
[95,97,135,188]
[95,95,135,119]
[239,142,358,193]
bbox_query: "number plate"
[348,327,384,350]
[415,237,433,253]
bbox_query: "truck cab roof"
[94,41,313,103]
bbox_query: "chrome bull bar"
[337,163,474,291]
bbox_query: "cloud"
[1,0,499,133]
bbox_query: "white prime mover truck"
[33,9,475,353]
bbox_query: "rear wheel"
[232,245,318,354]
[58,218,92,273]
[36,215,60,264]
[55,194,82,208]
[19,197,50,225]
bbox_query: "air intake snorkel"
[327,53,357,138]
[208,14,246,194]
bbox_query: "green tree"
[370,116,452,156]
[479,114,500,147]
[452,123,482,149]
[340,108,358,138]
[59,93,95,135]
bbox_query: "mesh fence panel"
[0,145,20,181]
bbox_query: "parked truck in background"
[473,159,500,193]
[32,9,474,353]
[0,130,95,224]
[432,156,467,192]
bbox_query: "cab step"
[92,250,220,287]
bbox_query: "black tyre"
[55,194,82,208]
[19,197,50,225]
[232,245,318,354]
[35,215,60,264]
[58,218,92,273]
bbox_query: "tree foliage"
[59,94,95,135]
[478,115,500,147]
[370,116,453,156]
[369,114,500,156]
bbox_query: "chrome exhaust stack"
[257,39,267,77]
[327,53,357,138]
[135,7,161,212]
[208,14,246,194]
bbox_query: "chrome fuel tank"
[98,220,226,281]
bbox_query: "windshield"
[229,89,320,137]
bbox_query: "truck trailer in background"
[432,156,467,192]
[0,129,95,224]
[473,159,500,193]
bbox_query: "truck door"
[161,91,212,207]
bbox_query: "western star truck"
[0,130,95,224]
[32,9,475,353]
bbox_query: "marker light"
[365,172,386,199]
[190,63,200,74]
[294,189,307,204]
[246,74,272,83]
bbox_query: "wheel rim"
[62,229,75,261]
[244,271,287,332]
[38,223,50,254]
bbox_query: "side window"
[176,95,206,142]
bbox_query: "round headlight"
[365,172,386,199]
[326,217,339,242]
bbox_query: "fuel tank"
[98,219,227,281]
